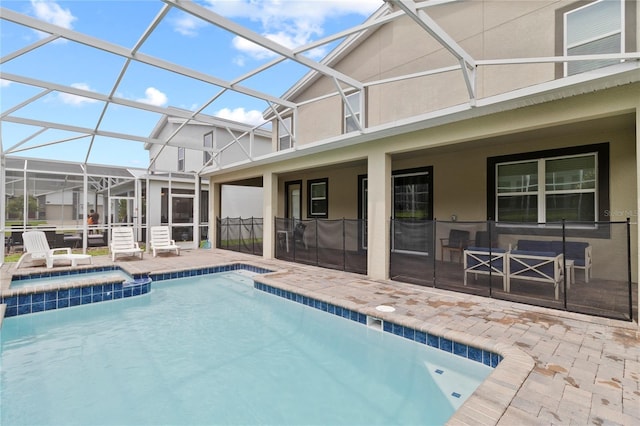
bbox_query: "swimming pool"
[1,271,493,425]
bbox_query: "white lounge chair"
[15,231,92,269]
[150,226,180,257]
[110,227,143,261]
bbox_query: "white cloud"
[232,55,246,67]
[31,0,76,29]
[203,0,382,61]
[136,87,168,106]
[0,79,11,88]
[58,83,99,106]
[215,107,264,126]
[172,14,204,37]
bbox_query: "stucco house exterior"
[202,0,639,317]
[145,113,271,245]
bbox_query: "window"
[344,91,361,133]
[177,147,185,172]
[203,132,213,165]
[278,116,292,150]
[307,178,328,218]
[393,169,432,220]
[564,0,624,76]
[489,144,610,224]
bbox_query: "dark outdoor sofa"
[516,239,592,283]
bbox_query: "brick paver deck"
[2,248,638,425]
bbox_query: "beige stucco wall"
[290,0,579,146]
[209,83,639,282]
[391,114,636,280]
[278,165,366,220]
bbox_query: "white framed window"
[203,131,213,165]
[564,0,624,76]
[496,153,597,223]
[178,146,185,172]
[307,178,328,218]
[278,116,292,150]
[344,91,361,133]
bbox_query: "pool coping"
[252,270,535,426]
[1,261,535,425]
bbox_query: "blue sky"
[1,0,382,167]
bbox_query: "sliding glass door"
[391,168,433,254]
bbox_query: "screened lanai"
[2,156,209,261]
[0,0,640,322]
[0,0,397,265]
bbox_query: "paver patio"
[1,248,638,425]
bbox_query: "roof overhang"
[202,63,640,178]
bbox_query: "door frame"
[284,180,303,221]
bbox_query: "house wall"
[209,84,639,281]
[149,122,213,172]
[148,121,271,172]
[221,186,263,218]
[278,164,366,219]
[287,0,636,146]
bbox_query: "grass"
[3,247,113,263]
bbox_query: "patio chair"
[150,226,180,257]
[440,229,471,263]
[15,231,92,269]
[110,227,143,261]
[293,222,308,249]
[9,231,23,253]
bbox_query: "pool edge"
[252,273,535,426]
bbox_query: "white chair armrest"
[50,247,72,255]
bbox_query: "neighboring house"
[202,0,639,286]
[145,113,271,244]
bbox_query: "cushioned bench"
[517,239,592,282]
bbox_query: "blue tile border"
[254,281,368,325]
[2,263,271,318]
[1,278,151,318]
[148,263,272,282]
[253,280,502,368]
[10,265,124,282]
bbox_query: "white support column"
[0,153,6,265]
[194,174,201,250]
[134,177,140,244]
[145,177,151,250]
[263,171,278,259]
[22,161,27,230]
[367,150,391,280]
[210,179,221,247]
[82,166,88,254]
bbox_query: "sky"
[0,0,383,167]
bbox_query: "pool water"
[10,268,133,289]
[1,272,492,425]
